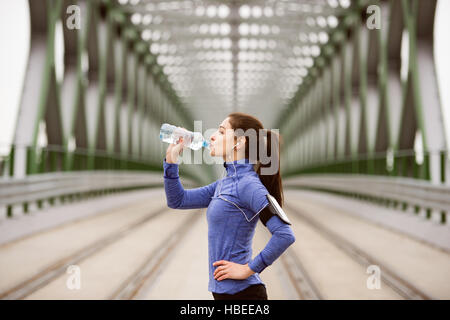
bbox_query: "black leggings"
[212,284,268,300]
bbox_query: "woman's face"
[209,117,236,159]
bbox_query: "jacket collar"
[223,158,255,175]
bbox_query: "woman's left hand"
[213,260,255,281]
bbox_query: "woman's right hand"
[165,128,187,164]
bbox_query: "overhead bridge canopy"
[120,0,351,130]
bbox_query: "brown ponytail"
[228,112,284,208]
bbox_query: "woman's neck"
[223,150,246,162]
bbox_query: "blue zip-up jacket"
[163,157,296,294]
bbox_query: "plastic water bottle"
[159,123,210,151]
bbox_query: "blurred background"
[0,0,449,300]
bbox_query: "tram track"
[0,205,169,300]
[110,212,202,300]
[283,202,434,300]
[279,247,323,299]
[0,195,437,300]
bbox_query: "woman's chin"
[209,150,223,158]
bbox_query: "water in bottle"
[159,123,210,151]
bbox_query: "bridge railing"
[0,170,197,219]
[283,149,449,184]
[4,144,161,175]
[0,144,202,218]
[284,174,450,225]
[0,143,201,181]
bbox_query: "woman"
[163,112,296,300]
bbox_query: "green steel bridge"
[0,0,449,301]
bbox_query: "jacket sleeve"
[163,157,218,209]
[248,215,296,274]
[239,179,296,274]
